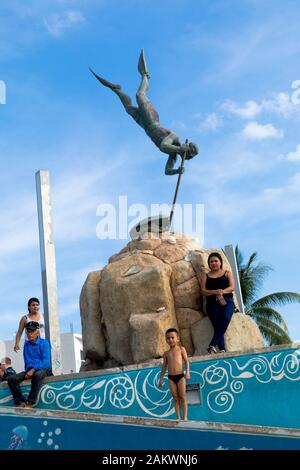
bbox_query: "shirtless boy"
[158,328,190,421]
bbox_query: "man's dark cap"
[25,321,40,331]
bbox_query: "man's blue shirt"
[23,337,51,371]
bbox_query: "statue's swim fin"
[89,67,121,90]
[138,49,149,76]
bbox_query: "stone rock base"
[191,312,264,355]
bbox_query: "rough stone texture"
[154,243,188,264]
[130,310,176,363]
[173,277,201,310]
[192,313,264,356]
[140,232,160,240]
[108,251,131,264]
[80,271,106,370]
[179,328,194,356]
[224,312,265,352]
[100,253,176,365]
[176,308,204,329]
[191,317,214,356]
[129,239,162,252]
[80,232,264,369]
[171,260,196,288]
[175,235,201,252]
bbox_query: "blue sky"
[0,0,300,341]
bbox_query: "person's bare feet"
[25,402,33,408]
[18,402,26,408]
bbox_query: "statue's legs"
[136,73,163,129]
[90,68,140,122]
[113,89,140,122]
[136,73,150,107]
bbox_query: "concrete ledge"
[0,342,299,388]
[0,405,299,439]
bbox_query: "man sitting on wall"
[7,321,52,408]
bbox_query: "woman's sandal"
[207,345,217,354]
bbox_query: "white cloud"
[52,170,108,242]
[242,121,284,141]
[203,170,300,231]
[44,11,85,37]
[286,144,300,162]
[0,157,125,259]
[59,263,104,299]
[0,196,38,257]
[186,137,271,190]
[170,120,186,130]
[197,113,222,132]
[221,88,300,123]
[262,172,300,208]
[262,92,295,118]
[289,172,300,191]
[247,172,300,218]
[222,100,262,119]
[0,3,95,60]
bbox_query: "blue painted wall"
[1,346,299,429]
[1,413,299,450]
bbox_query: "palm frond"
[237,252,273,306]
[245,252,259,270]
[242,263,272,303]
[247,306,289,332]
[252,292,300,309]
[225,245,300,344]
[257,320,292,345]
[253,316,291,339]
[235,245,243,269]
[250,262,273,282]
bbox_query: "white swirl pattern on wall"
[203,351,300,413]
[34,350,300,416]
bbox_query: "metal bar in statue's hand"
[169,139,188,227]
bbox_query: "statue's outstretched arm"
[162,136,199,159]
[165,154,184,175]
[163,137,199,175]
[160,134,183,156]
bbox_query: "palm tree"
[234,246,300,345]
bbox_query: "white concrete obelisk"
[224,244,245,313]
[35,170,63,375]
